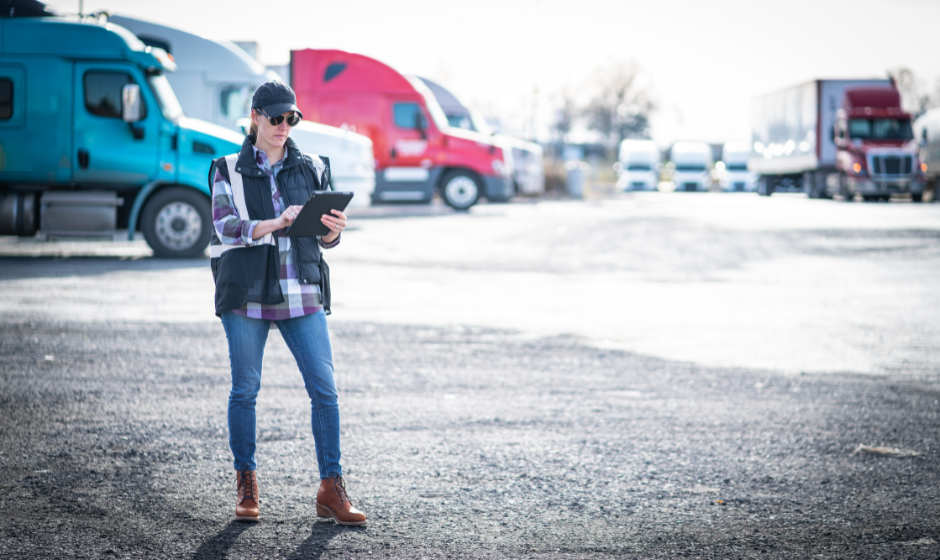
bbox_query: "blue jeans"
[220,311,342,479]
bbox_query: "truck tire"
[804,172,818,199]
[440,170,481,210]
[141,187,212,258]
[912,193,923,203]
[837,173,854,202]
[757,176,774,196]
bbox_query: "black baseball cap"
[251,81,303,119]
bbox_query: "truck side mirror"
[830,125,835,142]
[415,112,427,139]
[122,84,143,123]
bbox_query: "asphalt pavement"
[0,192,938,559]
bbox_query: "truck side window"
[324,63,347,82]
[219,86,249,118]
[393,103,424,129]
[84,72,147,119]
[0,79,11,120]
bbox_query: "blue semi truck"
[0,12,243,257]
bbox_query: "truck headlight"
[492,159,509,177]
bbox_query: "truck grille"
[870,154,912,176]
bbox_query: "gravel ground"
[1,194,939,559]
[0,318,937,559]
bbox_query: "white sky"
[48,0,940,147]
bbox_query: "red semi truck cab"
[833,86,925,201]
[290,49,513,209]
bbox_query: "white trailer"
[616,139,660,191]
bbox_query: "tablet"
[285,191,354,237]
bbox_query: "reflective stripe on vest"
[209,153,277,258]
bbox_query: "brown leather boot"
[316,476,367,526]
[235,470,260,522]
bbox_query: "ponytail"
[249,109,259,137]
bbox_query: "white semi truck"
[616,139,660,191]
[111,15,375,207]
[719,142,757,192]
[670,142,712,192]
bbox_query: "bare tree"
[888,67,935,117]
[551,89,578,143]
[583,60,655,149]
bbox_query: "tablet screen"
[285,192,354,237]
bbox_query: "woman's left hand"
[321,209,347,243]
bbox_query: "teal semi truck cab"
[0,15,243,257]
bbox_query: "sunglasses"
[259,109,301,127]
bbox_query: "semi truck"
[0,12,243,257]
[107,14,281,133]
[289,49,513,209]
[111,15,376,207]
[669,142,712,192]
[719,142,756,192]
[750,79,925,201]
[418,76,545,196]
[912,107,940,201]
[616,139,660,191]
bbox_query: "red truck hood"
[442,126,502,160]
[444,126,497,146]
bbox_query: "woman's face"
[252,109,295,149]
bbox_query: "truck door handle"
[78,149,89,169]
[390,148,397,159]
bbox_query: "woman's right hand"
[277,205,304,229]
[251,205,305,240]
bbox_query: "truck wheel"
[441,170,481,210]
[912,193,923,203]
[803,172,817,199]
[757,177,773,196]
[141,187,211,258]
[837,173,854,202]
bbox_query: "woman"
[208,81,366,526]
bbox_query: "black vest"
[209,135,331,316]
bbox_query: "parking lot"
[1,192,939,559]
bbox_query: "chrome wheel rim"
[444,176,478,208]
[154,202,202,251]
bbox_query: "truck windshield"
[422,93,450,131]
[405,75,451,131]
[147,74,184,121]
[848,118,913,140]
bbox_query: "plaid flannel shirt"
[212,146,340,320]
